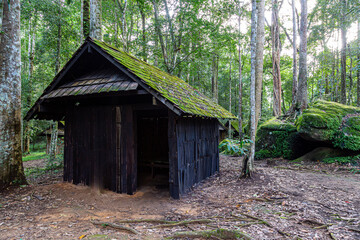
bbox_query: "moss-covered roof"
[91,38,236,119]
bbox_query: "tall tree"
[90,0,102,40]
[357,20,360,106]
[23,9,37,154]
[228,54,232,139]
[238,0,243,140]
[297,0,308,111]
[241,0,257,178]
[83,0,90,39]
[271,0,282,116]
[340,0,347,104]
[287,0,298,114]
[0,0,27,187]
[255,0,265,126]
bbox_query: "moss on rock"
[255,118,302,160]
[296,100,360,151]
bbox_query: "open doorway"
[137,111,169,190]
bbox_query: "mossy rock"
[255,118,314,160]
[296,100,360,151]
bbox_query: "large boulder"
[296,100,360,151]
[255,118,315,160]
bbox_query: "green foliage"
[22,151,47,162]
[219,138,252,156]
[322,155,360,165]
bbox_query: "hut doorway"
[136,111,169,190]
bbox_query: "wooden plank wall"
[64,105,136,193]
[64,105,117,191]
[175,117,219,195]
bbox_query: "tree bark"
[357,20,360,107]
[228,55,232,139]
[348,45,353,105]
[340,0,347,104]
[271,0,281,117]
[0,0,27,187]
[138,1,147,62]
[255,0,265,127]
[48,121,58,167]
[90,0,102,40]
[23,11,36,154]
[241,0,257,178]
[211,54,219,103]
[238,0,243,140]
[83,0,90,39]
[152,0,170,72]
[297,0,308,112]
[55,0,61,74]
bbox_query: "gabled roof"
[26,37,236,120]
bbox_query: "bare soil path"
[1,156,359,239]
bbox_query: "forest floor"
[0,155,359,240]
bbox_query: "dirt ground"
[0,156,359,240]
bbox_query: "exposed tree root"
[154,219,212,228]
[115,219,174,224]
[167,228,252,240]
[90,220,138,234]
[238,213,290,236]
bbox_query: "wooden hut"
[25,37,235,199]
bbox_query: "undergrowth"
[219,138,252,156]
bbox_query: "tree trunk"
[228,55,232,139]
[211,54,219,103]
[138,2,147,62]
[23,12,36,154]
[238,0,243,140]
[288,0,298,114]
[271,0,281,117]
[241,0,257,178]
[0,0,27,187]
[296,0,308,112]
[83,0,90,39]
[357,20,360,107]
[55,0,61,74]
[152,0,170,72]
[348,45,353,105]
[255,0,264,127]
[90,0,102,40]
[340,0,347,104]
[48,121,58,167]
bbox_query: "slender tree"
[23,10,36,154]
[83,0,90,39]
[241,0,257,178]
[90,0,102,40]
[228,55,232,139]
[340,0,347,104]
[255,0,265,127]
[0,0,27,187]
[357,20,360,106]
[271,0,282,116]
[238,0,243,140]
[297,0,308,111]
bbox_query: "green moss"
[296,100,360,150]
[255,118,297,159]
[91,38,236,119]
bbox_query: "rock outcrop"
[256,100,360,160]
